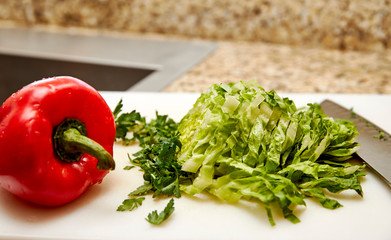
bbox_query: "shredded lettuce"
[177,81,364,225]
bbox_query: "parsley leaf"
[146,198,175,225]
[114,99,145,144]
[128,184,153,196]
[114,104,193,198]
[117,197,145,212]
[112,98,123,119]
[123,165,135,170]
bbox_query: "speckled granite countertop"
[2,0,391,52]
[163,39,391,94]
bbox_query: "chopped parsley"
[117,197,145,212]
[114,101,192,224]
[374,131,388,141]
[146,198,175,225]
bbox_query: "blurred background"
[0,0,390,94]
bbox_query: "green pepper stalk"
[53,118,115,170]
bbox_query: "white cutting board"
[0,92,390,240]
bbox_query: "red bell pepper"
[0,76,116,206]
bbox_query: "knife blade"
[320,99,391,187]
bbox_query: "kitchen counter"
[163,39,391,94]
[1,0,391,94]
[1,23,390,94]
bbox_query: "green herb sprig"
[146,198,175,225]
[114,101,192,224]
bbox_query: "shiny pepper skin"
[0,76,116,206]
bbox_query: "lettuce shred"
[177,81,364,225]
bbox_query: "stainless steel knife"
[320,99,391,187]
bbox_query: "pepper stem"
[53,118,115,170]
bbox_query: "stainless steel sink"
[0,28,216,103]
